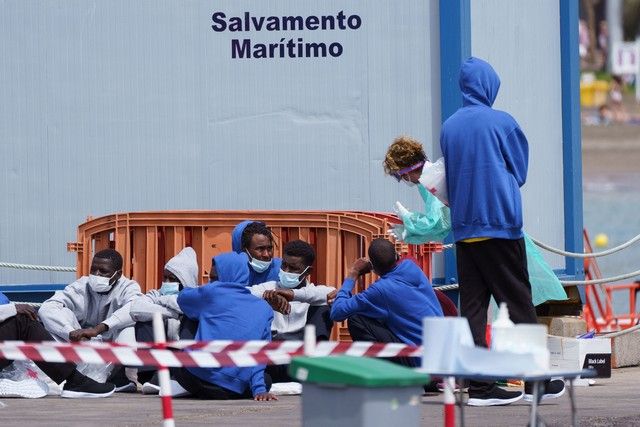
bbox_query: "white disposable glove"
[388,225,407,242]
[393,201,410,218]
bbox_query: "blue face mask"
[247,252,272,273]
[278,267,309,289]
[159,282,180,295]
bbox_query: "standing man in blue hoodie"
[231,220,282,285]
[172,251,277,401]
[330,238,443,367]
[440,57,564,406]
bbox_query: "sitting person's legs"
[172,368,272,400]
[0,312,115,398]
[347,314,418,368]
[305,305,333,341]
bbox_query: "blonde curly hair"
[383,135,428,175]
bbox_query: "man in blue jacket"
[231,220,282,285]
[330,238,443,367]
[440,57,564,406]
[172,251,277,401]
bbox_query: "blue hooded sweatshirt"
[0,292,9,305]
[440,57,528,242]
[231,220,282,285]
[330,260,443,345]
[178,251,273,397]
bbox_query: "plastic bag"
[524,233,568,305]
[75,336,114,383]
[0,360,60,395]
[392,186,451,244]
[418,157,449,206]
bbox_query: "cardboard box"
[547,335,611,378]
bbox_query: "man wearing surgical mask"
[231,221,282,285]
[129,247,200,394]
[248,240,336,383]
[39,249,143,391]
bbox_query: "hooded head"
[459,57,500,107]
[211,252,250,284]
[165,247,199,288]
[231,220,255,253]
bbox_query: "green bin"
[289,356,428,427]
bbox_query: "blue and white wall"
[0,0,581,285]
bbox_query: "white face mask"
[88,271,118,293]
[278,267,309,289]
[247,251,272,273]
[159,282,180,295]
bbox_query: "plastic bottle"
[490,302,514,351]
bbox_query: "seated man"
[232,220,282,285]
[0,292,115,398]
[130,247,199,392]
[39,249,143,391]
[131,247,199,341]
[330,238,443,367]
[171,252,277,401]
[248,240,336,383]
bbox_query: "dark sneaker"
[524,379,566,402]
[108,366,137,393]
[467,385,524,407]
[61,372,116,398]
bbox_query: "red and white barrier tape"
[0,340,421,368]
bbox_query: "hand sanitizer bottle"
[491,302,514,351]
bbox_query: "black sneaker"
[524,379,565,402]
[61,371,116,399]
[109,366,137,393]
[467,384,524,407]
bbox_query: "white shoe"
[0,378,48,398]
[142,381,160,395]
[270,382,302,396]
[167,379,190,397]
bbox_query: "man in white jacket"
[249,240,335,383]
[39,249,143,391]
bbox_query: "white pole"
[303,324,316,356]
[153,312,175,427]
[636,39,640,103]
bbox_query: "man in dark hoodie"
[330,238,443,367]
[440,57,564,406]
[173,251,276,401]
[231,220,282,286]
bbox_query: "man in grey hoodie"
[39,249,143,391]
[129,247,200,394]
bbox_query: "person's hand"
[326,289,337,306]
[254,392,278,401]
[393,201,410,218]
[264,293,291,315]
[264,289,294,302]
[69,323,108,342]
[348,258,373,279]
[15,304,38,321]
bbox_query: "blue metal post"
[439,0,471,287]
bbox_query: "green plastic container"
[289,356,428,427]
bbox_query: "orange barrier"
[582,229,640,332]
[68,210,443,340]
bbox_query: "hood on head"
[231,220,258,253]
[459,57,500,107]
[165,247,199,288]
[213,252,250,284]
